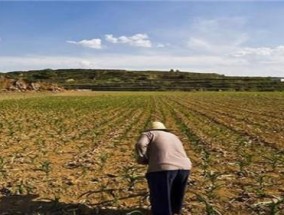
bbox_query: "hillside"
[1,69,284,91]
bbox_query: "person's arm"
[135,132,152,165]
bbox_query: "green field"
[0,91,283,214]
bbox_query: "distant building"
[281,78,284,82]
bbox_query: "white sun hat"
[151,121,167,130]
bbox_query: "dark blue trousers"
[146,170,190,215]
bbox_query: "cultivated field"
[0,91,283,215]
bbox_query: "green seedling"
[39,160,52,176]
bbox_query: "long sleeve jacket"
[135,130,192,173]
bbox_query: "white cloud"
[231,46,284,57]
[191,17,248,43]
[168,17,283,76]
[156,43,167,48]
[187,17,249,54]
[187,37,212,51]
[67,39,102,49]
[105,34,118,44]
[0,56,82,71]
[105,33,152,48]
[79,60,97,68]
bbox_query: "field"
[0,91,283,215]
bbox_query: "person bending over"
[135,121,192,215]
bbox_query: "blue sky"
[0,1,284,77]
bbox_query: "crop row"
[0,92,283,214]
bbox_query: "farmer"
[135,121,192,215]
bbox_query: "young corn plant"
[39,160,52,177]
[204,171,223,200]
[255,174,266,197]
[263,153,283,172]
[268,197,284,215]
[192,192,222,215]
[12,180,35,195]
[0,156,6,172]
[0,156,8,179]
[201,149,212,175]
[122,166,144,191]
[15,181,25,195]
[236,153,253,177]
[252,197,284,215]
[98,153,109,170]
